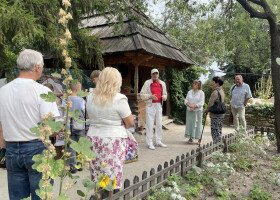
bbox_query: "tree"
[0,0,149,80]
[232,0,280,152]
[156,0,280,152]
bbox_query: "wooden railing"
[101,127,272,200]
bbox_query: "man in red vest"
[140,69,168,150]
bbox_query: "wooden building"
[80,9,195,129]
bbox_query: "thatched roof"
[80,9,195,67]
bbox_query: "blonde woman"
[86,67,134,199]
[184,80,205,144]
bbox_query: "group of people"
[0,49,252,200]
[184,75,252,144]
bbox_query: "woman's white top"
[184,89,205,111]
[86,92,131,138]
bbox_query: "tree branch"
[236,0,268,19]
[248,0,262,6]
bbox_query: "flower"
[65,29,72,39]
[62,49,67,57]
[66,13,73,19]
[58,16,67,25]
[101,161,107,168]
[77,152,85,163]
[65,57,71,67]
[99,176,110,188]
[59,8,66,16]
[62,0,71,7]
[112,177,117,189]
[60,39,67,46]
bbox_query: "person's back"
[0,78,56,141]
[0,49,59,200]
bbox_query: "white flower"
[65,29,72,39]
[59,9,66,16]
[207,162,215,168]
[166,187,172,192]
[170,193,178,200]
[62,0,71,7]
[66,13,73,19]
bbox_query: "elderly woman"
[184,80,205,144]
[86,67,134,199]
[204,76,225,143]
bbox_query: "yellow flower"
[63,93,67,99]
[67,75,73,81]
[62,0,71,7]
[67,130,71,135]
[65,29,72,39]
[99,176,110,188]
[59,8,66,16]
[77,152,85,163]
[112,177,117,189]
[67,89,72,95]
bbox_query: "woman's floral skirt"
[87,136,126,189]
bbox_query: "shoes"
[187,138,193,144]
[156,142,167,148]
[148,144,155,150]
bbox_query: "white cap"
[151,68,159,74]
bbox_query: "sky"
[147,0,226,83]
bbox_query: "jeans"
[6,140,45,200]
[68,129,85,167]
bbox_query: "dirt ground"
[0,123,235,200]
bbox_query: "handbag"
[0,148,6,168]
[209,90,226,114]
[125,130,139,164]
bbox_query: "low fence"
[104,127,272,200]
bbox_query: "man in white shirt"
[0,49,59,200]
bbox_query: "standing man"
[140,69,167,150]
[230,75,252,131]
[89,70,101,93]
[0,49,59,200]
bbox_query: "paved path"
[0,123,235,199]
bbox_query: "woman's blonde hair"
[192,80,202,90]
[93,67,122,106]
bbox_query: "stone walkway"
[0,123,235,199]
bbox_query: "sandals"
[187,138,193,144]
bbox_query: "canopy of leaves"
[0,0,149,80]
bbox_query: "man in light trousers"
[230,75,252,131]
[140,69,167,150]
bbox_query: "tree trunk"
[269,22,280,152]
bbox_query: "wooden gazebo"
[80,9,195,129]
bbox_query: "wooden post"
[166,79,171,117]
[134,65,139,94]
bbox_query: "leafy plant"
[250,183,274,200]
[123,85,134,91]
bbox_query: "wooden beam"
[134,65,139,94]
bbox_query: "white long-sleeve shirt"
[184,89,205,111]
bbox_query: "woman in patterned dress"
[86,67,134,199]
[204,76,225,143]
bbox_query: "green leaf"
[77,190,85,197]
[46,119,63,133]
[70,137,95,160]
[51,72,61,79]
[276,58,280,66]
[69,110,86,123]
[40,92,56,102]
[77,90,89,98]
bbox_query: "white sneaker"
[148,144,155,150]
[156,142,167,148]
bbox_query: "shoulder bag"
[209,90,226,114]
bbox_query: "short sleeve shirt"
[86,93,131,138]
[0,78,60,141]
[230,83,252,108]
